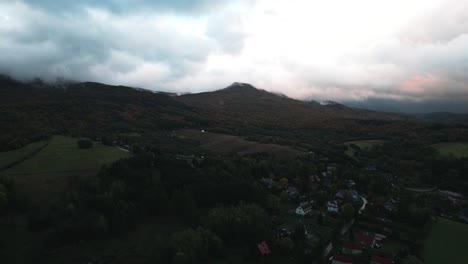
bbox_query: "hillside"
[0,79,207,151]
[177,82,419,139]
[0,78,461,152]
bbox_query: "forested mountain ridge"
[0,77,465,151]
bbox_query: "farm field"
[0,141,47,170]
[432,142,468,158]
[5,135,130,174]
[175,129,301,159]
[344,139,385,158]
[423,217,468,264]
[1,135,130,205]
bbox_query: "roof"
[371,255,393,264]
[335,190,346,199]
[342,242,362,250]
[358,233,375,246]
[333,255,353,263]
[257,241,271,255]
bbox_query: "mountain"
[0,78,426,150]
[177,82,409,131]
[0,78,206,150]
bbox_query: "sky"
[1,0,468,112]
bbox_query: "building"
[357,233,375,248]
[259,177,276,188]
[257,241,271,255]
[332,255,353,264]
[295,201,313,216]
[327,200,339,213]
[342,242,362,255]
[287,186,300,198]
[335,190,347,200]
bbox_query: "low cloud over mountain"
[1,0,468,112]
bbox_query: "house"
[296,201,314,216]
[332,255,353,264]
[257,241,271,255]
[367,165,377,171]
[375,233,387,243]
[327,200,339,213]
[327,166,337,174]
[287,186,300,198]
[370,255,393,264]
[335,190,347,200]
[341,242,362,255]
[259,177,276,188]
[345,179,356,189]
[357,233,375,248]
[310,175,321,183]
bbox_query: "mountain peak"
[225,82,258,91]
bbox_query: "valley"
[0,79,467,264]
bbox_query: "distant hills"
[1,77,466,151]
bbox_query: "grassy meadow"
[423,218,468,264]
[0,135,130,206]
[5,135,130,174]
[432,142,468,159]
[0,141,48,170]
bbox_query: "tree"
[170,190,198,225]
[206,203,271,245]
[341,203,355,221]
[408,204,430,226]
[265,194,281,214]
[77,138,93,149]
[0,191,7,211]
[274,237,294,256]
[169,227,223,263]
[279,177,289,188]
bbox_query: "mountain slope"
[177,82,411,132]
[0,78,428,151]
[0,79,206,150]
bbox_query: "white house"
[327,200,339,213]
[295,201,313,216]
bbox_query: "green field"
[0,135,130,205]
[344,139,385,158]
[5,135,130,174]
[423,218,468,264]
[432,142,468,159]
[0,141,47,170]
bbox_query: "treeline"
[23,151,300,263]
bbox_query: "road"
[359,195,368,214]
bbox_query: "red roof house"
[257,241,271,255]
[342,242,363,255]
[357,233,375,247]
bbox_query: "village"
[256,158,467,264]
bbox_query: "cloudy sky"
[1,0,468,112]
